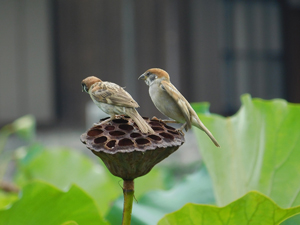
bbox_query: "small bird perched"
[139,68,220,147]
[82,76,154,134]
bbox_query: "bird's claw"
[151,116,160,121]
[176,129,185,136]
[162,120,178,124]
[151,117,177,125]
[93,121,106,126]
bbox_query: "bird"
[138,68,220,147]
[81,76,154,134]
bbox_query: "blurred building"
[0,0,299,127]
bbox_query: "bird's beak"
[138,73,147,80]
[81,83,88,93]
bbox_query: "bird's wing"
[160,80,192,129]
[91,82,139,108]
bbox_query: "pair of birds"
[81,68,220,147]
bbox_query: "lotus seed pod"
[80,116,185,180]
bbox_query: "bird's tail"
[193,117,220,147]
[127,109,155,134]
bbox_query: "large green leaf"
[193,94,300,209]
[106,166,215,225]
[14,146,166,217]
[134,166,166,198]
[0,181,108,225]
[0,191,18,210]
[190,102,210,114]
[14,147,120,216]
[158,191,300,225]
[61,222,79,225]
[282,214,300,225]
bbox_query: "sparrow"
[139,68,220,147]
[81,76,154,134]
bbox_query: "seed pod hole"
[148,135,162,141]
[159,132,174,140]
[87,129,103,137]
[130,133,142,138]
[165,125,176,130]
[168,130,179,135]
[106,140,116,149]
[109,131,126,136]
[105,125,115,131]
[136,138,150,145]
[119,138,134,146]
[94,136,108,144]
[100,117,110,122]
[153,127,164,131]
[149,121,162,127]
[119,124,134,131]
[113,118,128,123]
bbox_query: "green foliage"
[191,94,300,224]
[190,102,210,114]
[134,167,167,198]
[158,191,300,225]
[106,166,215,225]
[61,222,79,225]
[0,181,108,225]
[10,115,36,141]
[0,115,36,144]
[14,146,119,216]
[14,145,166,217]
[0,115,36,179]
[193,94,300,207]
[0,191,18,210]
[2,96,300,224]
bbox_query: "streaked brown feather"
[91,82,139,108]
[160,80,192,129]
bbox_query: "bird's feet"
[162,120,178,123]
[176,128,185,136]
[93,117,113,126]
[150,116,166,124]
[151,116,178,124]
[151,116,160,121]
[176,122,188,136]
[93,121,106,126]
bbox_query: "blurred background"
[0,0,299,129]
[1,2,300,222]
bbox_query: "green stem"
[122,179,134,225]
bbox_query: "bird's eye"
[146,72,151,76]
[149,74,157,82]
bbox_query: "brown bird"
[82,76,154,134]
[139,68,220,147]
